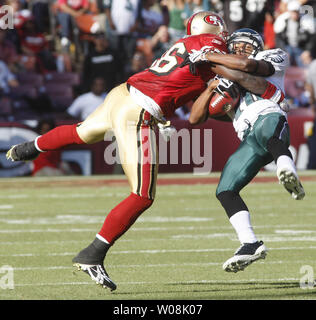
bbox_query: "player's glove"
[188,49,210,64]
[279,99,290,112]
[158,121,177,142]
[179,48,211,75]
[214,77,239,99]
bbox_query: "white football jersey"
[233,48,289,140]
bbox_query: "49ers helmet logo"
[204,15,221,26]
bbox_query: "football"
[208,84,240,118]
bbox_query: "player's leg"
[218,112,303,272]
[73,85,158,290]
[6,85,121,162]
[216,139,269,272]
[255,113,305,200]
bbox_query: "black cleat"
[73,262,117,291]
[72,239,116,291]
[6,141,40,162]
[223,240,267,273]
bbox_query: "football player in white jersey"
[188,28,305,273]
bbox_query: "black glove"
[214,78,239,99]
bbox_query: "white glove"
[279,99,290,113]
[158,122,177,142]
[188,48,210,64]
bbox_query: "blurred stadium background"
[0,0,316,177]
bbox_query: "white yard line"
[1,246,316,257]
[1,223,316,234]
[11,260,315,271]
[11,278,302,288]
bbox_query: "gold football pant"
[76,83,158,199]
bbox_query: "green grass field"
[0,172,315,300]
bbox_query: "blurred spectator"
[32,118,74,176]
[264,11,276,49]
[57,0,90,51]
[244,0,273,34]
[274,0,314,66]
[137,0,169,38]
[184,0,211,18]
[0,29,19,70]
[135,24,173,66]
[30,0,51,33]
[221,0,245,34]
[123,51,149,80]
[66,77,107,120]
[82,33,120,92]
[5,0,25,51]
[151,24,174,59]
[222,0,274,35]
[18,14,57,73]
[162,0,186,42]
[0,60,19,95]
[104,0,141,65]
[292,80,310,107]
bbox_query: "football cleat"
[223,240,267,273]
[6,141,40,162]
[73,262,117,291]
[72,239,116,291]
[277,168,305,200]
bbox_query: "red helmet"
[186,11,228,40]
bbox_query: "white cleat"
[223,241,267,273]
[277,168,305,200]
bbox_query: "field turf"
[0,171,315,301]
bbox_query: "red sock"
[36,124,85,151]
[98,193,153,244]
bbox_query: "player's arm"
[189,80,219,125]
[211,65,269,95]
[204,52,275,77]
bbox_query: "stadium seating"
[11,84,38,99]
[17,73,44,87]
[43,83,74,110]
[44,72,81,86]
[0,97,12,119]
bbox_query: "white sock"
[277,155,297,176]
[34,136,44,152]
[229,210,258,244]
[96,233,110,244]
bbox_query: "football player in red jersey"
[6,11,229,291]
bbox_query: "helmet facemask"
[227,29,264,57]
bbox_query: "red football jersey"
[127,34,227,117]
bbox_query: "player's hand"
[188,49,210,64]
[158,122,177,142]
[214,78,239,99]
[208,79,220,92]
[180,48,211,75]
